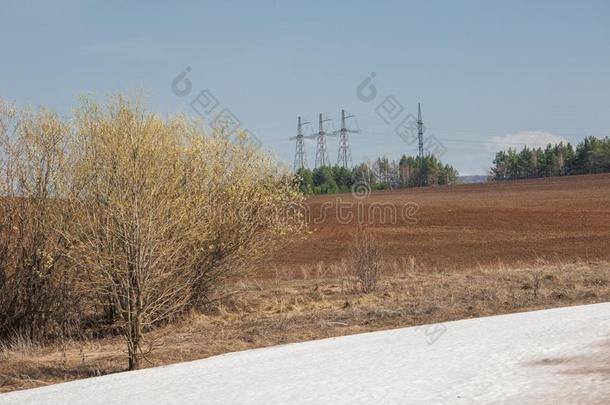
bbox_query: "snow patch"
[2,303,610,405]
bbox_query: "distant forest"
[490,136,610,181]
[296,154,459,195]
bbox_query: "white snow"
[2,303,610,404]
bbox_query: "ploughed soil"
[264,173,610,277]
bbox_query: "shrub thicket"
[0,97,304,369]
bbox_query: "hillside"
[3,173,610,394]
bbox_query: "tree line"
[296,155,459,194]
[490,136,610,180]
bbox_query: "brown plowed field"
[266,173,610,275]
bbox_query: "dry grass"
[2,259,610,393]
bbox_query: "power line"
[286,107,606,170]
[427,127,610,137]
[361,131,579,147]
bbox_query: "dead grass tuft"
[348,231,384,293]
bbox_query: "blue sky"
[2,0,609,174]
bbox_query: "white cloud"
[485,131,568,152]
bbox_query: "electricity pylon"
[315,113,332,168]
[417,103,425,186]
[292,116,308,170]
[336,109,358,168]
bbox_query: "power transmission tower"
[417,103,425,186]
[336,109,357,168]
[293,116,308,170]
[315,113,331,168]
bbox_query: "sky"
[1,0,609,175]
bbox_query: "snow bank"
[2,303,610,404]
